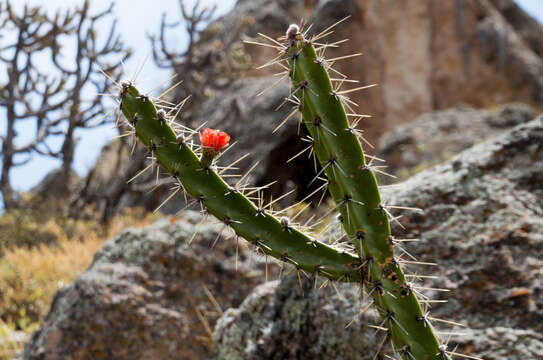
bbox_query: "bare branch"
[0,0,130,209]
[148,1,252,121]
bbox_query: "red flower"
[199,128,230,152]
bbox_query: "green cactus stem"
[282,24,443,359]
[118,81,364,282]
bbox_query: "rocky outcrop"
[214,278,378,360]
[237,0,543,141]
[489,0,543,56]
[25,115,543,359]
[213,117,543,359]
[380,117,543,334]
[80,0,543,211]
[377,102,535,179]
[31,168,80,201]
[23,212,275,360]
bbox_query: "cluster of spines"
[112,76,369,284]
[246,18,481,360]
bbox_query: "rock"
[209,0,302,42]
[183,0,543,194]
[213,277,378,360]
[213,117,543,359]
[455,327,543,360]
[24,212,274,360]
[31,167,80,201]
[67,139,167,219]
[81,0,543,213]
[489,0,543,56]
[377,103,535,179]
[239,0,543,142]
[380,117,543,335]
[194,0,543,196]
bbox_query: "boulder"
[238,0,543,141]
[24,212,274,359]
[377,103,535,179]
[31,168,80,201]
[214,278,378,360]
[380,117,543,335]
[213,117,543,359]
[80,0,543,212]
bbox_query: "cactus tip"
[286,24,300,40]
[120,80,131,89]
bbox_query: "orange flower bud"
[199,128,230,152]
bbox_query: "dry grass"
[0,207,158,359]
[0,227,105,325]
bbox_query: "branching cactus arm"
[118,82,364,282]
[246,21,455,360]
[109,15,483,360]
[284,24,443,360]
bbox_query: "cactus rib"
[119,84,364,282]
[283,28,443,359]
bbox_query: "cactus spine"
[280,24,443,359]
[118,82,364,282]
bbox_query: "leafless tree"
[72,1,254,223]
[0,0,130,209]
[148,0,252,120]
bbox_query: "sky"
[2,0,543,193]
[516,0,543,21]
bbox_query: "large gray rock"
[234,0,543,145]
[214,278,378,360]
[79,0,543,215]
[380,117,543,334]
[31,167,81,201]
[206,0,302,41]
[24,212,274,360]
[378,103,535,180]
[213,117,543,359]
[489,0,543,57]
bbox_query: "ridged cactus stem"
[283,26,443,359]
[119,83,364,282]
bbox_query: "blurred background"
[1,0,542,359]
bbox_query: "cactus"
[247,22,462,360]
[110,17,481,360]
[117,81,364,282]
